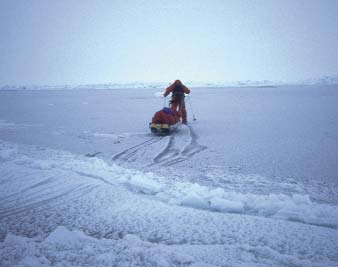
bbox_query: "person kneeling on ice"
[163,80,190,124]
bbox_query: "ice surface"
[0,146,17,161]
[1,86,338,266]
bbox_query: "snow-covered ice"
[1,85,338,266]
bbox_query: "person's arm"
[183,85,190,94]
[163,85,174,97]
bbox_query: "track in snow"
[112,125,207,167]
[112,137,164,163]
[0,176,98,218]
[150,125,207,166]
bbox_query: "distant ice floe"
[1,140,337,229]
[1,76,338,91]
[0,119,27,130]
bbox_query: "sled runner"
[149,121,180,134]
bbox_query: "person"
[163,80,190,124]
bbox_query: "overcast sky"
[1,0,338,86]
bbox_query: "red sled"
[149,107,181,134]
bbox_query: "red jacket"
[163,80,190,97]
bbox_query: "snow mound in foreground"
[156,182,338,228]
[1,226,203,267]
[2,225,334,267]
